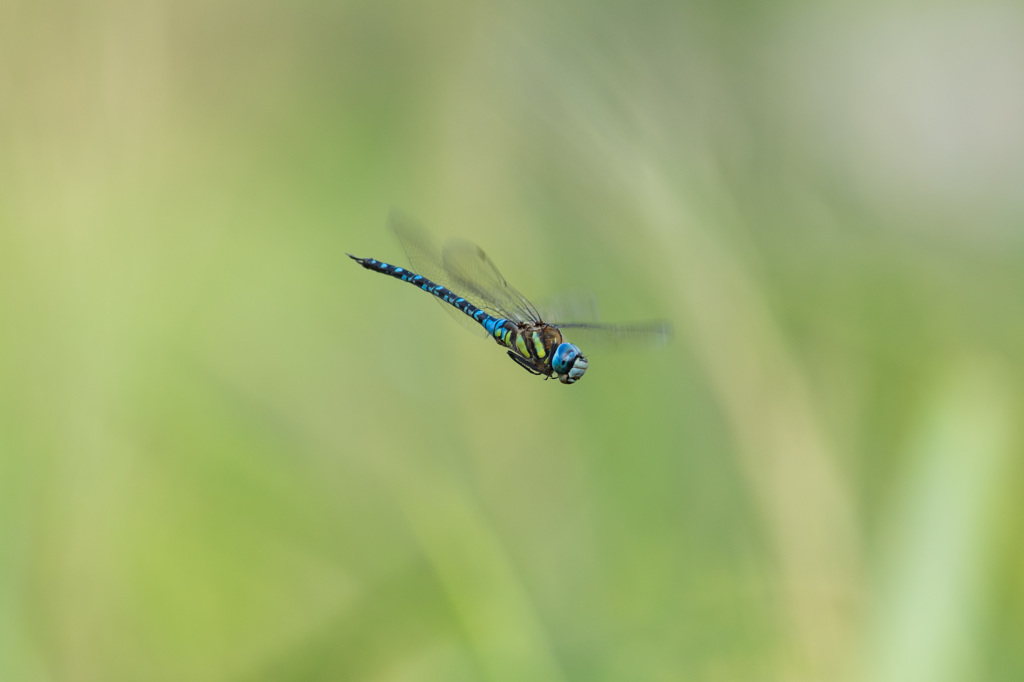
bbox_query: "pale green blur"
[2,2,1022,681]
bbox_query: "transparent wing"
[387,211,488,336]
[387,210,453,288]
[386,211,669,350]
[534,292,601,326]
[553,320,674,352]
[539,291,672,351]
[387,210,542,332]
[440,239,542,324]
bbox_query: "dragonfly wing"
[539,291,672,351]
[534,292,602,326]
[553,320,674,351]
[387,211,488,336]
[387,210,450,285]
[441,238,542,324]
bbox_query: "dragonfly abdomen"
[348,255,498,330]
[349,254,566,376]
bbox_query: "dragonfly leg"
[506,351,542,376]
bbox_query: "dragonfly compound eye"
[552,342,587,383]
[551,343,579,374]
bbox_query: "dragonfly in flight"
[349,213,671,384]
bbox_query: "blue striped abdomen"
[348,255,505,332]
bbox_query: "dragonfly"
[348,213,671,385]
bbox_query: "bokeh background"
[2,1,1022,681]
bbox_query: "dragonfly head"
[551,342,588,384]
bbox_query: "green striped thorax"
[489,320,589,384]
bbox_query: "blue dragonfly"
[349,213,671,384]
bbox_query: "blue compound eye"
[551,343,580,374]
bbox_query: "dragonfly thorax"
[493,321,587,384]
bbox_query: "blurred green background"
[2,1,1023,680]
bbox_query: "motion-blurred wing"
[535,292,601,325]
[387,211,488,336]
[553,320,673,351]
